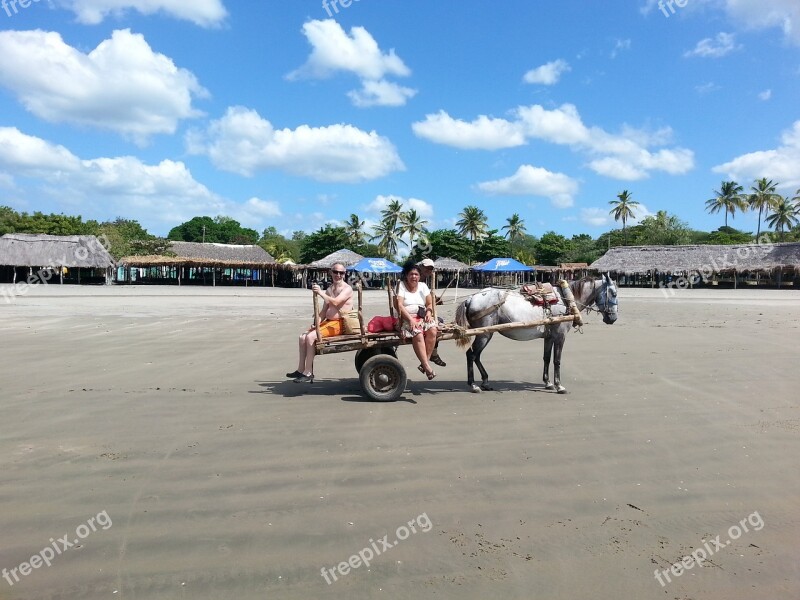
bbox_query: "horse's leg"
[472,333,494,392]
[543,331,554,390]
[552,326,568,394]
[466,343,477,391]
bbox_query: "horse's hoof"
[480,384,494,391]
[470,385,482,394]
[557,387,568,394]
[544,384,555,390]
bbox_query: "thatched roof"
[0,233,115,268]
[590,242,800,274]
[560,262,589,270]
[433,257,471,271]
[308,249,364,269]
[120,241,275,267]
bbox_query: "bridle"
[572,278,617,317]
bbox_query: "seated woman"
[395,260,438,380]
[287,262,353,383]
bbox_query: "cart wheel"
[359,355,407,402]
[355,347,398,374]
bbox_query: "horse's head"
[595,273,618,324]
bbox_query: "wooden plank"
[459,314,578,337]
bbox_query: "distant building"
[118,241,277,286]
[590,243,800,288]
[0,233,115,284]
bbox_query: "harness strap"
[470,289,511,321]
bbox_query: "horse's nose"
[604,312,618,324]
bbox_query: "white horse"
[455,275,618,393]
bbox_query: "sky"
[0,0,798,240]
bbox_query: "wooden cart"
[311,281,583,401]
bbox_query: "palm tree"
[765,197,800,241]
[380,198,404,230]
[502,213,527,256]
[705,181,746,227]
[370,219,405,258]
[343,213,365,247]
[399,209,429,253]
[608,190,640,246]
[455,205,488,241]
[748,178,781,241]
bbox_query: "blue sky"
[0,0,798,239]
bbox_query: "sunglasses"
[331,270,346,275]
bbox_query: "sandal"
[418,365,436,380]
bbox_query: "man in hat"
[416,258,446,367]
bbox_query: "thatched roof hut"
[308,249,364,269]
[0,233,115,268]
[433,257,471,271]
[120,241,275,268]
[590,243,800,275]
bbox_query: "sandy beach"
[1,284,798,599]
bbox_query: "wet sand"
[1,285,799,599]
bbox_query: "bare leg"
[424,327,438,360]
[411,334,433,376]
[297,332,310,372]
[302,330,319,375]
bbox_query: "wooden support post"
[357,281,366,344]
[313,289,322,346]
[557,279,584,327]
[431,269,437,322]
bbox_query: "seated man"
[287,263,353,383]
[417,258,446,367]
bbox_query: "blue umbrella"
[347,257,403,273]
[472,257,534,272]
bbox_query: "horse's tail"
[454,297,472,348]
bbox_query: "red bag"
[367,315,399,333]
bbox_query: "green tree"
[705,181,746,227]
[633,210,691,246]
[370,219,405,259]
[260,226,300,262]
[474,230,510,262]
[342,213,366,247]
[702,226,754,245]
[502,213,527,256]
[536,231,571,265]
[562,233,602,264]
[399,208,429,254]
[425,229,475,264]
[299,225,349,264]
[608,190,640,246]
[747,178,781,241]
[455,205,489,241]
[765,197,800,241]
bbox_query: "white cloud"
[695,81,721,94]
[415,103,694,180]
[187,106,404,183]
[580,208,611,227]
[523,59,571,85]
[712,120,800,189]
[288,19,415,107]
[0,127,228,226]
[57,0,227,26]
[758,89,772,100]
[611,38,631,58]
[0,29,206,144]
[721,0,800,45]
[411,110,526,150]
[642,0,800,45]
[684,32,740,58]
[364,194,433,218]
[476,165,579,208]
[348,79,417,107]
[516,104,694,180]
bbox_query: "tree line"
[2,177,798,265]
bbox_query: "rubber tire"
[354,347,397,374]
[359,354,407,402]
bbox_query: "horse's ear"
[605,272,611,281]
